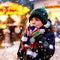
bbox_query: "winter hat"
[29,7,48,25]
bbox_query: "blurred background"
[0,0,60,60]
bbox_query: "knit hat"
[29,7,48,25]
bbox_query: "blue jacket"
[35,27,55,58]
[17,26,55,60]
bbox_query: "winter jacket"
[17,26,55,60]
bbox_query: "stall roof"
[0,2,30,15]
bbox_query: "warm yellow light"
[23,7,30,14]
[0,24,6,29]
[0,11,5,15]
[0,2,30,15]
[26,21,29,27]
[11,14,17,21]
[0,15,8,22]
[18,6,23,11]
[11,14,21,23]
[18,12,24,15]
[2,24,6,28]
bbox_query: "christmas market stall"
[0,2,30,47]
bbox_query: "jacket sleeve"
[35,31,55,58]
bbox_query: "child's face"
[30,17,43,28]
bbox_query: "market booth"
[0,2,29,47]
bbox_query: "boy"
[17,7,55,60]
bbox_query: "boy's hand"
[39,29,45,34]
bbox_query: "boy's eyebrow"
[35,18,40,20]
[30,17,40,21]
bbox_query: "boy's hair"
[48,19,55,32]
[51,25,55,32]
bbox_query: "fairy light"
[0,15,8,22]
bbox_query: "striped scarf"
[32,28,40,37]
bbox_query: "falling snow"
[0,40,60,60]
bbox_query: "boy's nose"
[33,20,36,23]
[32,21,36,24]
